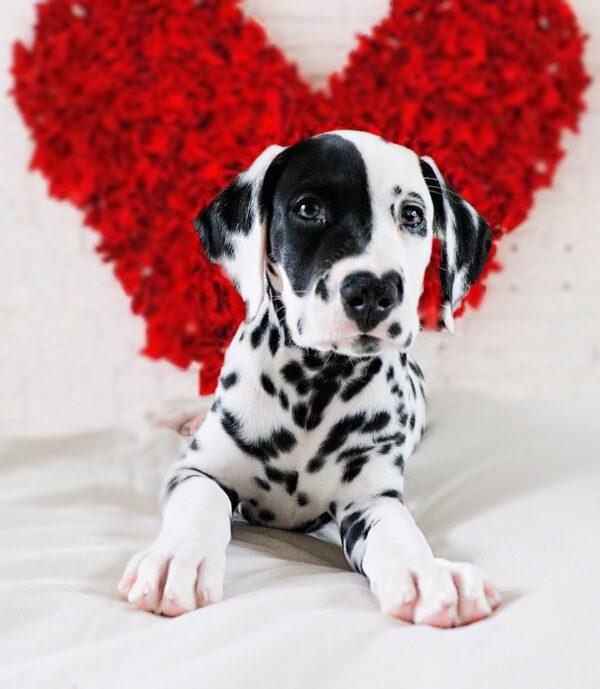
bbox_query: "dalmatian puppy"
[119,131,499,627]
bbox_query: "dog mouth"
[351,334,381,354]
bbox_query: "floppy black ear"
[419,156,492,332]
[194,145,285,320]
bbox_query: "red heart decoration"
[12,0,588,393]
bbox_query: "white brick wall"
[245,0,389,88]
[1,0,599,439]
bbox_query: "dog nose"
[340,271,402,332]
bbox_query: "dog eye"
[400,204,424,227]
[293,198,324,222]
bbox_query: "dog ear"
[194,145,285,320]
[419,156,492,333]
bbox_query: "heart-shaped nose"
[340,271,402,332]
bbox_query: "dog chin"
[298,334,400,358]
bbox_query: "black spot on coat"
[254,477,271,491]
[250,311,270,348]
[341,358,382,401]
[221,371,239,389]
[260,373,276,396]
[362,411,391,434]
[268,326,281,356]
[264,465,298,494]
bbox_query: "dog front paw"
[374,558,500,628]
[118,538,226,616]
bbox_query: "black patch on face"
[261,134,373,296]
[387,322,402,338]
[362,411,391,434]
[254,476,271,491]
[394,454,405,471]
[315,276,330,302]
[392,185,402,196]
[250,310,270,348]
[297,318,304,335]
[340,357,382,401]
[386,365,395,382]
[409,414,416,430]
[268,325,281,356]
[278,389,289,410]
[190,437,200,451]
[220,371,239,389]
[260,373,276,396]
[328,501,337,517]
[404,332,413,348]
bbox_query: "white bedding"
[1,389,598,689]
[2,1,600,685]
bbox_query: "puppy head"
[195,131,491,355]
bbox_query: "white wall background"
[1,0,599,439]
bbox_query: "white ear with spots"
[194,145,285,320]
[419,156,492,332]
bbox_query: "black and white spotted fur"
[119,131,498,627]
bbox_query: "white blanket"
[1,389,598,689]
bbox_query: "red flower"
[12,0,589,394]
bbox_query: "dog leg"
[335,498,500,627]
[118,475,232,616]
